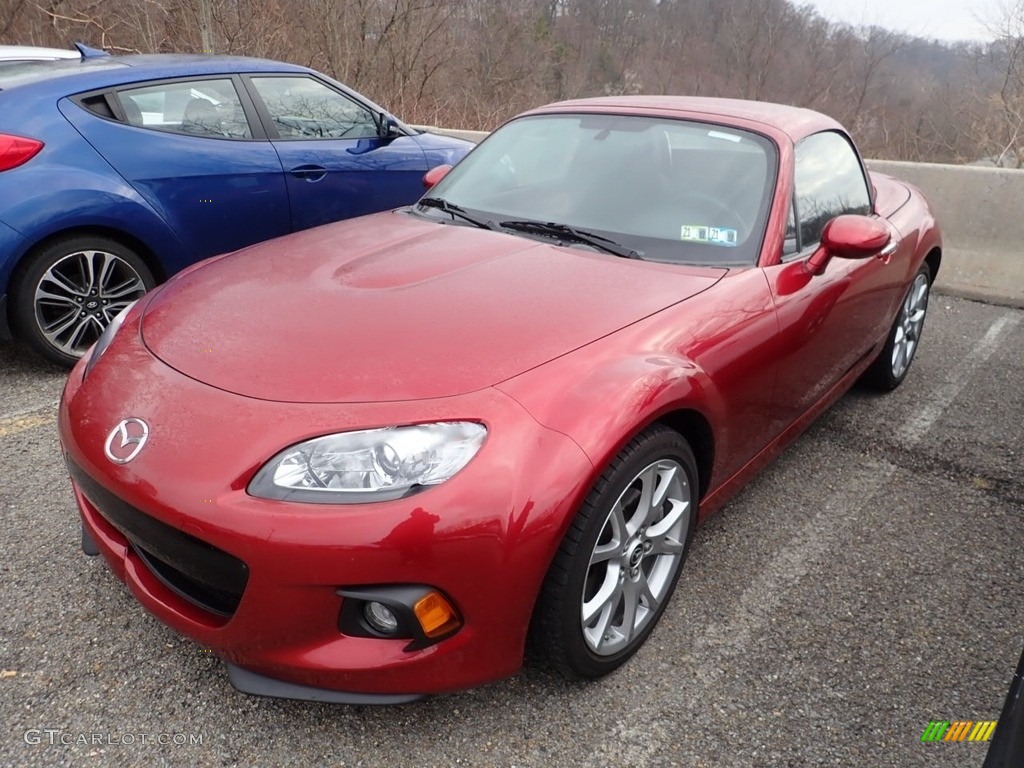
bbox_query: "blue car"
[0,46,472,365]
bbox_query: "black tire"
[531,425,699,679]
[861,262,931,391]
[11,235,154,367]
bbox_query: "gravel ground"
[0,294,1021,768]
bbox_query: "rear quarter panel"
[0,106,185,291]
[872,172,942,273]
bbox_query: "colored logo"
[921,720,997,742]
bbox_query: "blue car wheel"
[12,235,154,366]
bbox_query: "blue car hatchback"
[0,46,471,365]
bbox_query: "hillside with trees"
[3,0,1024,165]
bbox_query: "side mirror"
[423,164,452,189]
[805,215,890,276]
[378,112,401,139]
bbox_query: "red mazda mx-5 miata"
[58,96,940,703]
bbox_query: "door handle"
[289,165,327,182]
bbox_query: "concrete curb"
[415,128,1024,309]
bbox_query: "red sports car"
[58,96,941,703]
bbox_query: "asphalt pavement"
[0,293,1021,768]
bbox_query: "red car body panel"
[61,316,597,693]
[141,212,724,402]
[58,95,942,698]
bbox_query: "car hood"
[141,211,726,403]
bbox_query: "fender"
[0,170,186,290]
[497,266,781,515]
[499,351,722,476]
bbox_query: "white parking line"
[691,459,896,686]
[898,312,1021,443]
[688,309,1021,684]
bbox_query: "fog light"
[364,601,399,635]
[414,591,461,638]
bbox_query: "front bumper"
[59,332,593,699]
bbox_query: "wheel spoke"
[627,465,658,535]
[619,579,641,640]
[582,565,621,624]
[35,288,79,310]
[583,580,623,650]
[646,498,688,540]
[40,308,79,337]
[892,342,907,377]
[80,251,100,294]
[637,572,661,612]
[650,463,678,509]
[40,267,88,299]
[101,275,146,300]
[96,251,119,292]
[589,540,620,566]
[590,504,626,566]
[649,535,684,557]
[65,316,99,353]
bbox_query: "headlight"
[83,299,138,378]
[247,422,487,504]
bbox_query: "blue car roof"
[0,53,313,96]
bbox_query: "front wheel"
[11,235,154,367]
[531,425,699,679]
[861,262,931,391]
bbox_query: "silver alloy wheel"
[581,458,691,656]
[33,249,147,357]
[891,272,929,379]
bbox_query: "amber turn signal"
[414,591,461,638]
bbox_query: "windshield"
[423,113,777,266]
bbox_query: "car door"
[243,74,430,231]
[60,75,290,263]
[762,131,906,431]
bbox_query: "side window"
[793,131,871,247]
[249,76,378,140]
[118,78,252,139]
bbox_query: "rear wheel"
[531,425,698,679]
[861,262,931,391]
[11,235,153,367]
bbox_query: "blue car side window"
[118,78,252,139]
[250,76,379,140]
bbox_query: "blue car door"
[244,74,429,231]
[59,75,290,263]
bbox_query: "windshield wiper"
[498,219,640,259]
[419,197,500,231]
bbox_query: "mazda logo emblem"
[104,418,150,464]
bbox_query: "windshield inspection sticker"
[680,225,738,247]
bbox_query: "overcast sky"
[804,0,1000,42]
